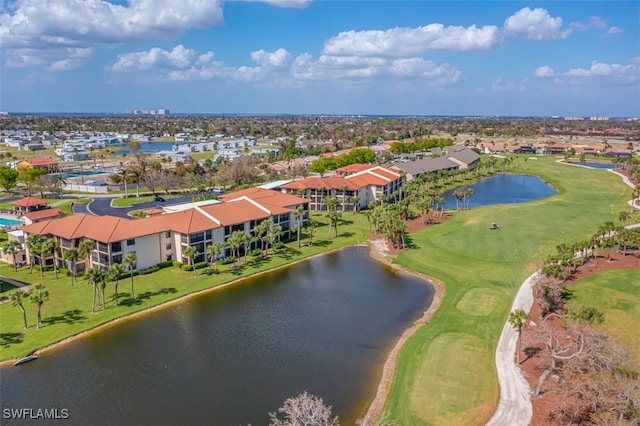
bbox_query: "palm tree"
[63,248,79,286]
[183,246,198,276]
[85,266,104,313]
[306,218,317,247]
[10,289,29,329]
[227,231,245,266]
[350,195,359,213]
[266,225,282,255]
[465,188,474,210]
[41,238,60,279]
[107,263,125,306]
[293,205,305,248]
[254,220,270,256]
[117,167,130,198]
[78,239,96,272]
[2,240,22,272]
[508,309,529,364]
[26,234,43,275]
[29,284,49,329]
[206,242,225,273]
[340,185,348,211]
[123,252,137,301]
[241,231,252,265]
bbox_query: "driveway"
[85,195,195,218]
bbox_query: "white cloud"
[534,65,555,78]
[492,77,527,91]
[563,61,636,79]
[1,0,223,69]
[606,26,623,36]
[504,7,572,40]
[241,0,313,9]
[250,48,292,69]
[588,16,607,29]
[322,23,500,58]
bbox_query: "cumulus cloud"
[322,23,500,57]
[563,61,636,80]
[110,45,228,81]
[534,65,555,78]
[242,0,313,9]
[1,0,225,69]
[492,77,527,91]
[605,26,623,36]
[504,7,572,40]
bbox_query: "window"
[165,231,172,238]
[166,243,172,250]
[111,242,122,252]
[112,254,122,264]
[126,239,135,246]
[205,230,212,240]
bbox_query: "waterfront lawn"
[0,212,369,361]
[383,156,633,425]
[566,268,640,361]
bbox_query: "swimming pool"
[0,217,23,226]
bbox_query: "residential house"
[16,157,60,173]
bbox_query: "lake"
[0,246,433,426]
[443,174,557,209]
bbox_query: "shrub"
[181,264,194,271]
[156,260,173,269]
[249,248,261,257]
[139,266,159,275]
[172,260,182,268]
[219,257,234,265]
[193,261,208,270]
[120,270,140,279]
[274,241,285,249]
[59,268,70,276]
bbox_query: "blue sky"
[1,0,639,116]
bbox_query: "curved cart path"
[486,271,540,426]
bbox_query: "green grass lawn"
[0,212,369,361]
[383,156,635,425]
[566,268,640,361]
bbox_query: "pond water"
[0,246,433,426]
[565,162,615,170]
[443,174,557,209]
[111,142,179,155]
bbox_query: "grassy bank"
[0,213,369,361]
[566,268,640,361]
[383,156,634,425]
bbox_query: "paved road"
[86,195,194,218]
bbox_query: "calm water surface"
[1,246,433,426]
[443,174,557,209]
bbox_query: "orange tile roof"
[335,164,372,173]
[11,197,48,207]
[22,208,66,221]
[220,187,309,208]
[28,157,58,166]
[200,200,270,224]
[281,177,363,191]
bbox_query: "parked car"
[154,195,165,202]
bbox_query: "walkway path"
[487,167,638,426]
[485,272,538,426]
[0,276,30,304]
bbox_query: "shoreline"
[0,244,359,367]
[360,238,445,425]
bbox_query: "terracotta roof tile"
[11,197,48,207]
[22,208,66,221]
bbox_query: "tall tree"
[26,234,43,275]
[0,165,19,193]
[183,246,198,276]
[2,240,22,272]
[85,266,104,313]
[508,309,529,364]
[63,248,79,286]
[107,263,125,306]
[10,289,29,329]
[78,240,96,272]
[29,284,49,329]
[123,252,137,301]
[269,391,339,426]
[205,242,225,273]
[41,238,60,279]
[293,205,305,248]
